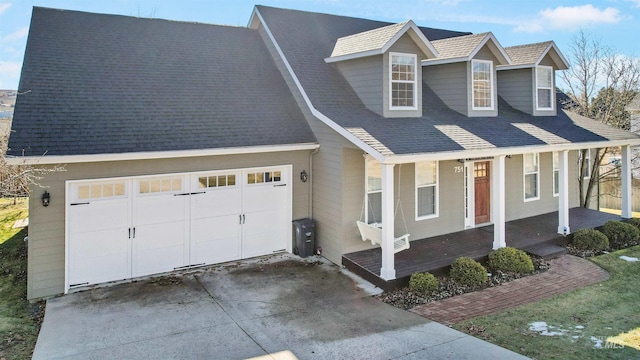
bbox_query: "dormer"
[422,33,511,117]
[497,41,569,116]
[325,20,438,118]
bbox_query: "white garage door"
[66,166,291,291]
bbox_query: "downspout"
[309,147,320,218]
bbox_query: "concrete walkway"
[411,255,609,325]
[34,254,528,360]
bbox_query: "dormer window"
[536,66,553,110]
[472,59,494,110]
[390,52,417,110]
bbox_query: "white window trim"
[552,152,559,197]
[535,65,554,111]
[523,153,540,202]
[415,161,439,221]
[389,52,418,111]
[471,59,495,111]
[579,149,591,179]
[365,157,382,224]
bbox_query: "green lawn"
[453,247,640,359]
[0,198,39,359]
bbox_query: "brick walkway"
[410,255,609,325]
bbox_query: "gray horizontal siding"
[337,56,383,115]
[498,68,533,114]
[423,62,467,115]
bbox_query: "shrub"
[602,220,640,249]
[488,247,534,274]
[571,228,609,251]
[409,272,439,295]
[627,218,640,230]
[449,257,488,287]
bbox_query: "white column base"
[380,267,396,280]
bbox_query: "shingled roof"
[255,6,638,156]
[9,7,315,157]
[501,41,569,70]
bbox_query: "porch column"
[380,163,396,280]
[557,150,570,235]
[621,145,632,219]
[492,155,506,249]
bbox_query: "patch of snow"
[591,336,604,348]
[575,325,584,330]
[619,256,639,262]
[528,321,567,336]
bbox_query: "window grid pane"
[417,186,436,217]
[390,54,416,108]
[473,61,492,109]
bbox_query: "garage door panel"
[69,200,129,233]
[243,186,287,213]
[134,195,188,225]
[132,220,188,277]
[68,227,130,286]
[191,215,241,264]
[242,209,287,259]
[190,189,240,219]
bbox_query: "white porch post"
[492,155,506,249]
[557,150,570,235]
[621,145,632,219]
[380,163,396,280]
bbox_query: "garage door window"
[247,171,281,185]
[139,177,182,194]
[198,174,237,188]
[78,182,126,200]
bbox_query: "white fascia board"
[382,138,640,165]
[381,21,439,58]
[6,143,320,165]
[422,56,469,66]
[324,49,382,63]
[254,8,386,162]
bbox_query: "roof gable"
[499,41,569,70]
[424,32,511,66]
[325,20,438,63]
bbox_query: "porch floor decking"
[342,208,620,290]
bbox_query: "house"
[9,6,640,299]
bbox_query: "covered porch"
[343,207,620,290]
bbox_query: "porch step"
[521,243,566,260]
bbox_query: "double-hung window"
[472,59,494,110]
[416,161,438,219]
[390,52,417,109]
[553,152,559,196]
[536,66,553,110]
[524,153,539,201]
[366,157,382,224]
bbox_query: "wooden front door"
[474,161,490,224]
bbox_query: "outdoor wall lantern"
[300,170,309,183]
[41,191,50,207]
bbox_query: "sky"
[1,0,640,90]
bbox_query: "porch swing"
[356,165,410,254]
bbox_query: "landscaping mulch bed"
[377,257,550,310]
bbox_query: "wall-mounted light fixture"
[300,170,308,183]
[41,191,50,207]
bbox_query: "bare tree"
[560,31,640,208]
[0,131,65,203]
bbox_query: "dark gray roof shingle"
[9,7,315,157]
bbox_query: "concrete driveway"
[34,254,528,360]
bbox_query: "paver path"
[410,255,609,325]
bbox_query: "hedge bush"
[602,220,640,249]
[571,228,609,251]
[627,218,640,230]
[449,257,488,287]
[487,247,534,274]
[409,272,439,295]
